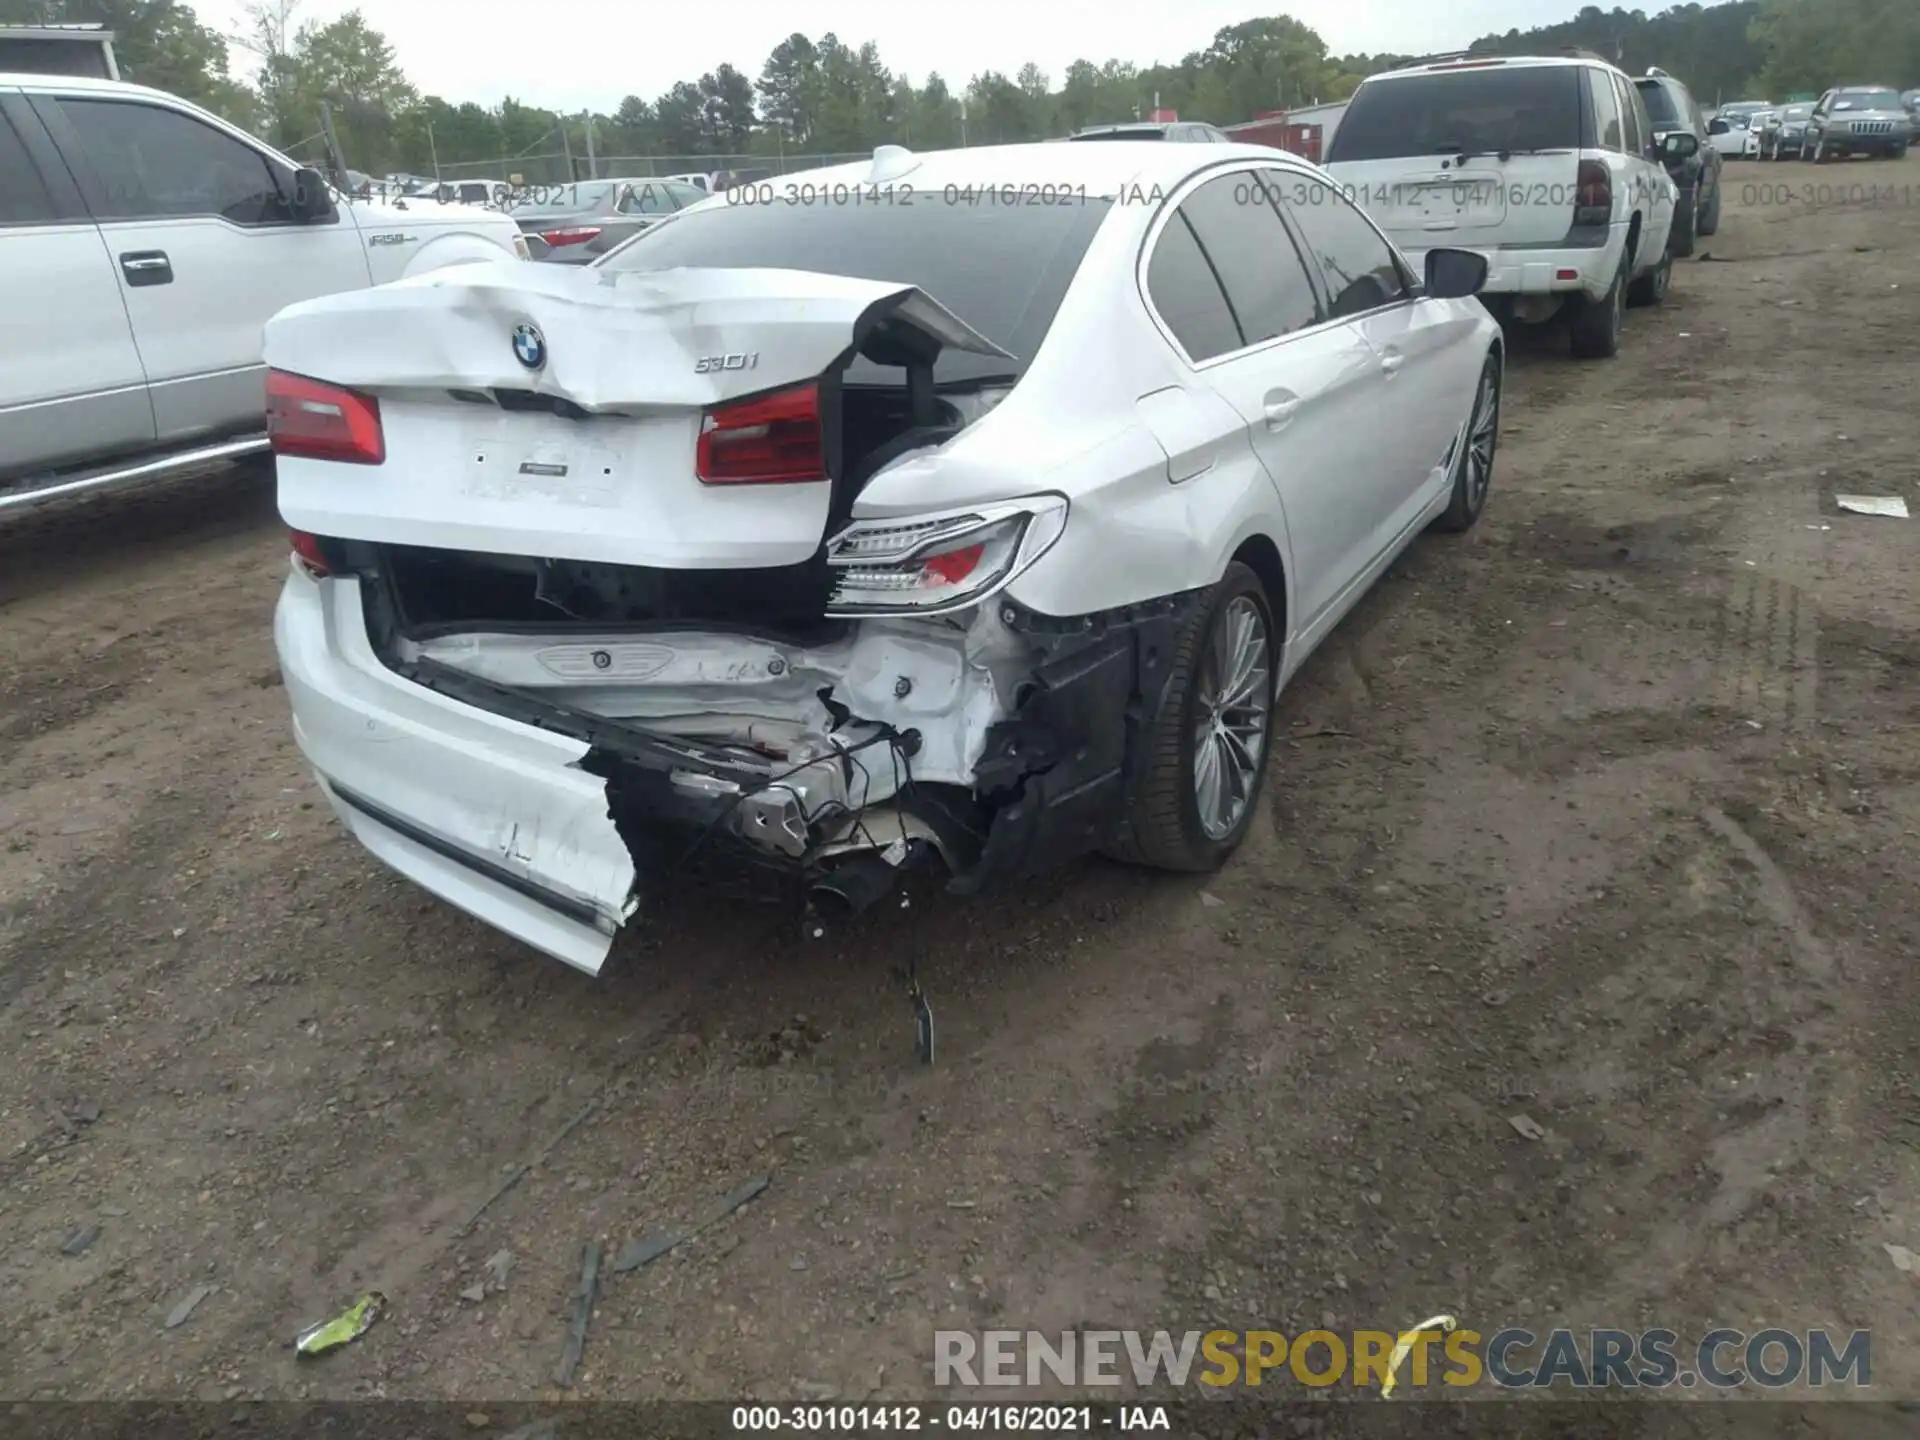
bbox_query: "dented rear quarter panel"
[854,183,1297,631]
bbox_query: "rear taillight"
[540,226,602,246]
[695,382,827,485]
[289,529,334,578]
[266,370,384,465]
[1573,159,1612,227]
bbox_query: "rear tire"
[1569,258,1625,360]
[1669,190,1697,258]
[1627,249,1672,307]
[1433,352,1501,534]
[1698,176,1722,235]
[1104,563,1275,873]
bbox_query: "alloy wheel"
[1191,596,1271,842]
[1466,367,1499,509]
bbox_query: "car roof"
[1365,53,1626,84]
[676,141,1317,212]
[0,71,164,95]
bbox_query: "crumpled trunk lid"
[266,261,1010,571]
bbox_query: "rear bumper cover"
[1396,231,1625,302]
[275,562,1200,971]
[275,567,636,974]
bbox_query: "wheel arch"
[1229,531,1289,653]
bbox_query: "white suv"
[1324,54,1693,359]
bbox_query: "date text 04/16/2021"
[729,1404,1170,1432]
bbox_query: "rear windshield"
[594,195,1114,385]
[1072,128,1168,141]
[1328,65,1584,162]
[1635,81,1682,126]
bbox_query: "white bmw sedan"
[264,140,1503,974]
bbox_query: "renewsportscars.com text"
[934,1327,1872,1390]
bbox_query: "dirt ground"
[3,160,1918,1418]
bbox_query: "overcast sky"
[194,0,1586,113]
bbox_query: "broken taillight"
[289,529,334,578]
[696,381,826,485]
[539,226,602,246]
[266,370,385,465]
[1573,159,1612,227]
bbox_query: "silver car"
[1804,87,1913,162]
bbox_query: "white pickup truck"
[0,73,530,511]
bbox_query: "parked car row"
[1759,88,1912,162]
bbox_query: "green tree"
[911,71,962,148]
[965,69,1035,142]
[292,8,414,173]
[757,32,819,143]
[698,62,756,151]
[1751,0,1920,97]
[654,79,705,156]
[2,0,253,121]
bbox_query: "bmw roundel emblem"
[511,322,546,370]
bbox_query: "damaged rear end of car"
[266,250,1140,973]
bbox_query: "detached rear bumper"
[276,565,636,974]
[277,561,1203,971]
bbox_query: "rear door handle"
[120,250,173,286]
[1379,351,1404,376]
[1264,395,1302,430]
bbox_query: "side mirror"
[1662,131,1700,159]
[289,166,336,222]
[1708,119,1730,135]
[522,234,552,260]
[1424,247,1489,300]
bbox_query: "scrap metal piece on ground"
[456,1098,599,1238]
[294,1292,386,1356]
[1835,495,1909,518]
[165,1283,214,1330]
[612,1175,771,1274]
[553,1241,602,1387]
[61,1224,101,1256]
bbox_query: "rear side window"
[1636,80,1682,127]
[1178,172,1319,346]
[1145,212,1242,362]
[1282,178,1408,320]
[0,112,56,224]
[1328,65,1584,162]
[1587,71,1623,151]
[597,194,1113,384]
[1617,76,1647,151]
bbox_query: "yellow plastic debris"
[1380,1313,1458,1399]
[294,1291,386,1357]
